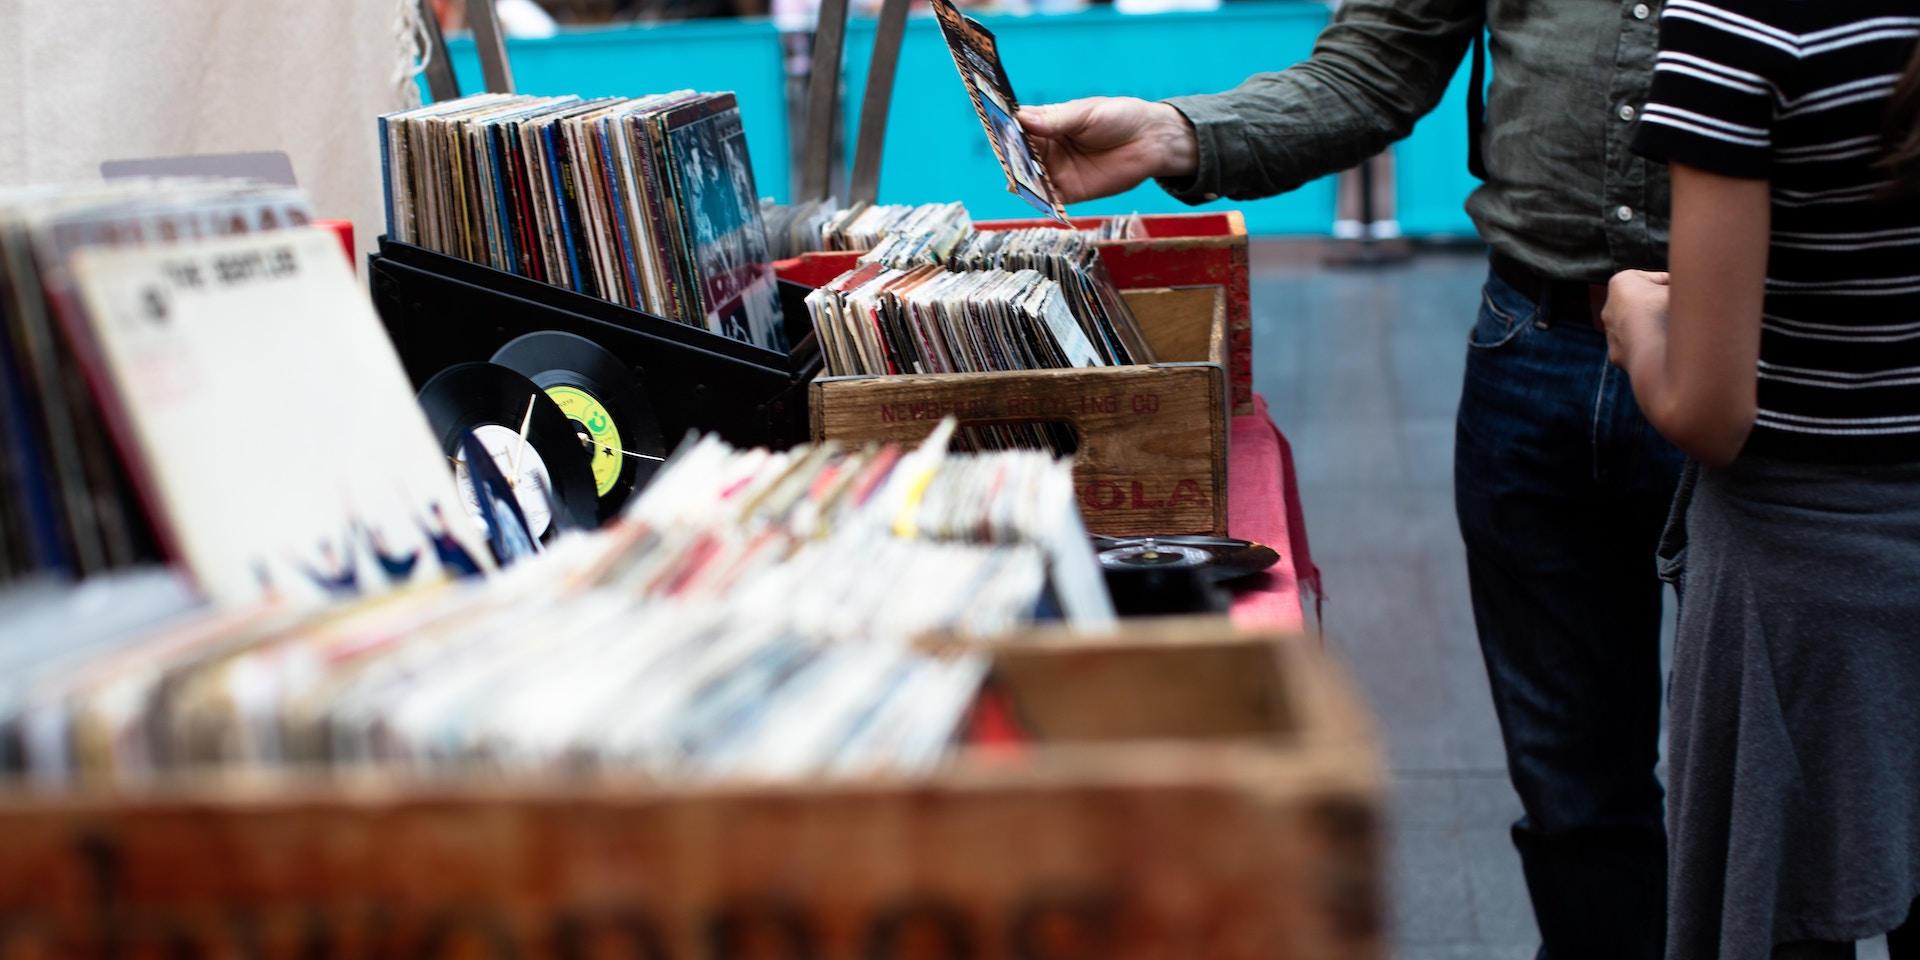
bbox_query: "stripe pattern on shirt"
[1634,0,1920,462]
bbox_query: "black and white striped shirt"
[1634,0,1920,462]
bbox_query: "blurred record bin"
[784,210,1256,415]
[806,283,1232,538]
[0,623,1383,959]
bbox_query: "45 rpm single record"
[491,331,663,522]
[1098,542,1212,569]
[418,362,598,536]
[1092,534,1280,583]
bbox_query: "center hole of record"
[454,422,555,539]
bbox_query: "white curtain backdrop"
[0,0,422,260]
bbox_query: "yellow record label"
[546,385,623,498]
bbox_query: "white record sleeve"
[70,227,490,607]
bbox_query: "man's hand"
[1017,98,1200,204]
[1601,270,1671,369]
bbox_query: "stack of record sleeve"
[0,424,1113,786]
[0,180,315,588]
[380,92,787,352]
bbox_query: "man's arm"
[1021,0,1482,204]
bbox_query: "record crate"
[776,210,1255,416]
[810,284,1231,537]
[369,237,824,450]
[0,621,1383,959]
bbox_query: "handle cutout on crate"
[947,419,1081,456]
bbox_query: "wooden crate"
[0,622,1382,959]
[810,286,1229,537]
[775,211,1255,416]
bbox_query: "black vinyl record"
[1092,535,1281,583]
[491,331,664,522]
[417,362,598,535]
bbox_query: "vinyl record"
[491,331,663,522]
[1098,542,1212,570]
[1095,547,1223,617]
[1092,535,1280,583]
[417,362,598,537]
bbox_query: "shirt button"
[1615,205,1635,222]
[1632,3,1651,19]
[1618,103,1637,121]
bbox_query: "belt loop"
[1534,288,1552,330]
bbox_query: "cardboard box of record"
[0,623,1382,959]
[808,284,1231,538]
[780,210,1255,416]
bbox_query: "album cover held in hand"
[929,0,1072,226]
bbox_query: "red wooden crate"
[774,212,1254,415]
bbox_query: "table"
[1226,395,1320,632]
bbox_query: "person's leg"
[1454,269,1680,960]
[1885,899,1920,959]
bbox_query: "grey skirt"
[1662,456,1920,959]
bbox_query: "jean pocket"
[1468,286,1531,350]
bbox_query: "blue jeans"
[1455,266,1682,960]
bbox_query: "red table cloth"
[1226,395,1320,632]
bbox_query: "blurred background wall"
[432,0,1482,238]
[0,0,418,259]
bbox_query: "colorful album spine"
[504,120,542,283]
[575,115,625,307]
[467,125,501,270]
[484,123,519,274]
[596,114,645,312]
[554,116,606,299]
[447,118,478,262]
[612,116,659,314]
[518,118,561,286]
[469,124,503,269]
[491,120,526,280]
[378,114,397,242]
[626,115,674,318]
[539,121,590,296]
[637,115,691,324]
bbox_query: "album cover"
[929,0,1072,226]
[660,95,786,352]
[67,228,490,606]
[380,92,789,353]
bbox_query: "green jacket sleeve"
[1157,0,1482,203]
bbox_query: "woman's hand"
[1601,270,1672,369]
[1017,98,1200,204]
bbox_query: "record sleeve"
[66,228,492,606]
[928,0,1072,226]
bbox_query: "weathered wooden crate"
[776,211,1255,417]
[810,285,1229,537]
[0,622,1382,959]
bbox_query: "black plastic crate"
[369,237,820,450]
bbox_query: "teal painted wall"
[1394,53,1480,238]
[840,4,1335,235]
[442,3,1480,237]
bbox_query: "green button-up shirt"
[1160,0,1669,284]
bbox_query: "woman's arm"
[1603,163,1770,466]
